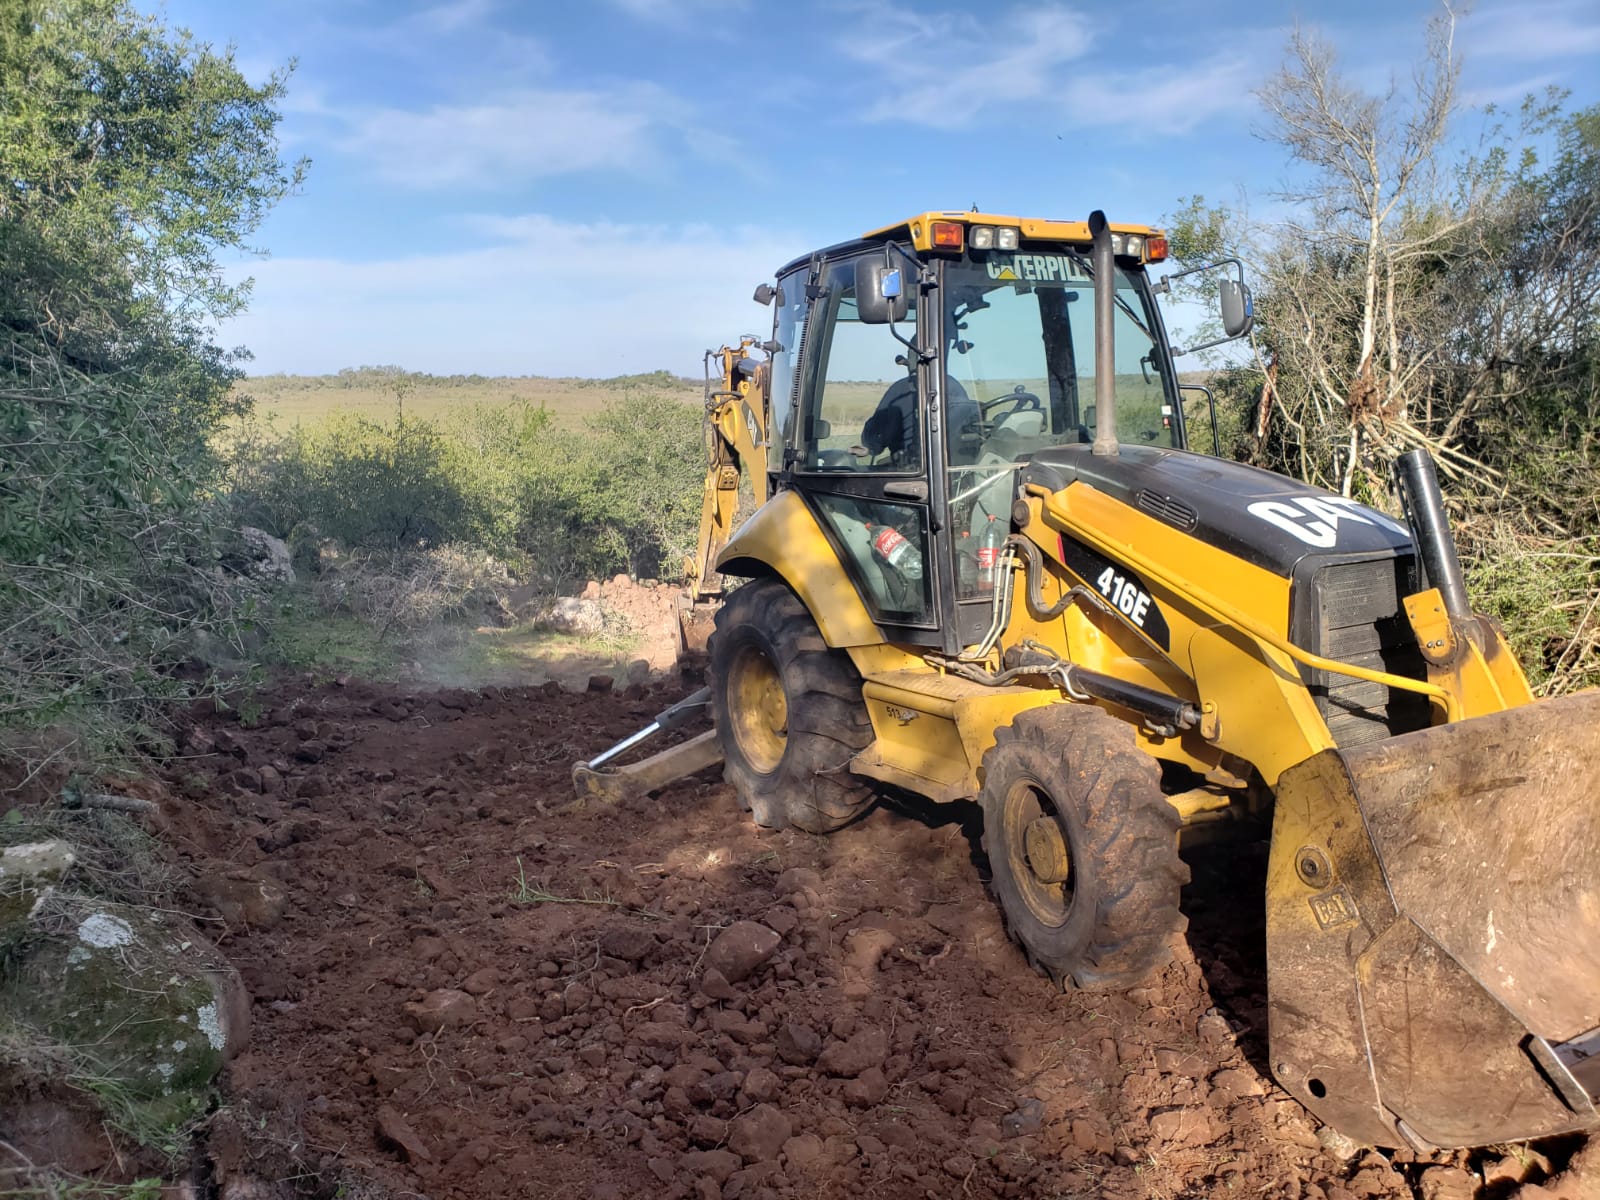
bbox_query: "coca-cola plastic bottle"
[976,514,1005,592]
[871,524,923,580]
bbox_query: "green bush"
[226,390,705,595]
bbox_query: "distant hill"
[234,367,703,429]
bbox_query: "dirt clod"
[729,1103,792,1164]
[376,1105,431,1162]
[402,988,476,1032]
[705,920,782,982]
[818,1026,888,1078]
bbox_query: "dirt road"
[162,677,1592,1200]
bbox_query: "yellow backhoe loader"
[574,209,1600,1152]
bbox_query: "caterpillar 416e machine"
[574,209,1600,1151]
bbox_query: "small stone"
[1000,1097,1044,1138]
[1196,1013,1232,1044]
[402,989,476,1032]
[842,1067,889,1107]
[1483,1151,1549,1189]
[688,1115,728,1148]
[943,1154,976,1180]
[294,740,327,763]
[706,922,782,983]
[647,1157,675,1185]
[1210,1067,1265,1099]
[681,1149,741,1184]
[728,1103,791,1164]
[599,927,658,963]
[698,967,741,1002]
[775,1022,821,1066]
[783,1133,823,1168]
[740,1066,781,1103]
[818,1027,888,1078]
[1147,1108,1210,1146]
[1072,1118,1112,1154]
[462,967,499,995]
[377,1105,431,1162]
[257,765,283,795]
[1316,1125,1362,1163]
[1417,1166,1478,1200]
[634,1022,691,1049]
[937,1084,972,1116]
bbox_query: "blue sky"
[159,0,1600,378]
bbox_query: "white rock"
[77,912,136,948]
[240,526,296,584]
[544,596,605,636]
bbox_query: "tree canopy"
[0,0,302,738]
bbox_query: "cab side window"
[766,267,809,476]
[802,261,920,473]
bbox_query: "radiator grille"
[1304,558,1430,747]
[1136,489,1199,532]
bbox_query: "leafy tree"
[0,0,302,739]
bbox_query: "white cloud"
[836,1,1257,134]
[1461,0,1600,63]
[225,215,806,377]
[340,85,689,187]
[1061,52,1261,135]
[839,2,1095,121]
[605,0,747,22]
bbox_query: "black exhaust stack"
[1089,211,1118,457]
[1394,449,1470,620]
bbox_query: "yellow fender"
[715,490,881,647]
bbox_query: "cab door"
[788,252,944,645]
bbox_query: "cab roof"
[863,210,1163,250]
[775,209,1166,277]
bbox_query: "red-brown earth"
[109,677,1598,1198]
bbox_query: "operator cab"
[761,211,1221,654]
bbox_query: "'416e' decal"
[1056,536,1171,652]
[1096,567,1153,626]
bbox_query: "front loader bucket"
[1266,691,1600,1150]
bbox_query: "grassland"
[233,368,705,430]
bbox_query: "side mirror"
[753,283,775,305]
[854,259,910,325]
[1220,279,1253,338]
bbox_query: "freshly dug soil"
[154,677,1590,1200]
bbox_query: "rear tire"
[708,578,874,832]
[980,704,1188,989]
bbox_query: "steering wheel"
[969,386,1043,440]
[980,385,1043,417]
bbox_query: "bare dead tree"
[1255,5,1501,495]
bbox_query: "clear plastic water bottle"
[956,530,978,596]
[976,514,1005,592]
[871,524,923,580]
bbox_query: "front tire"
[708,578,874,832]
[980,704,1188,989]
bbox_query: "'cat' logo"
[1247,496,1409,548]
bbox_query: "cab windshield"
[939,251,1175,598]
[940,251,1173,462]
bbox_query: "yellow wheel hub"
[1004,780,1074,928]
[1024,816,1071,885]
[727,643,788,774]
